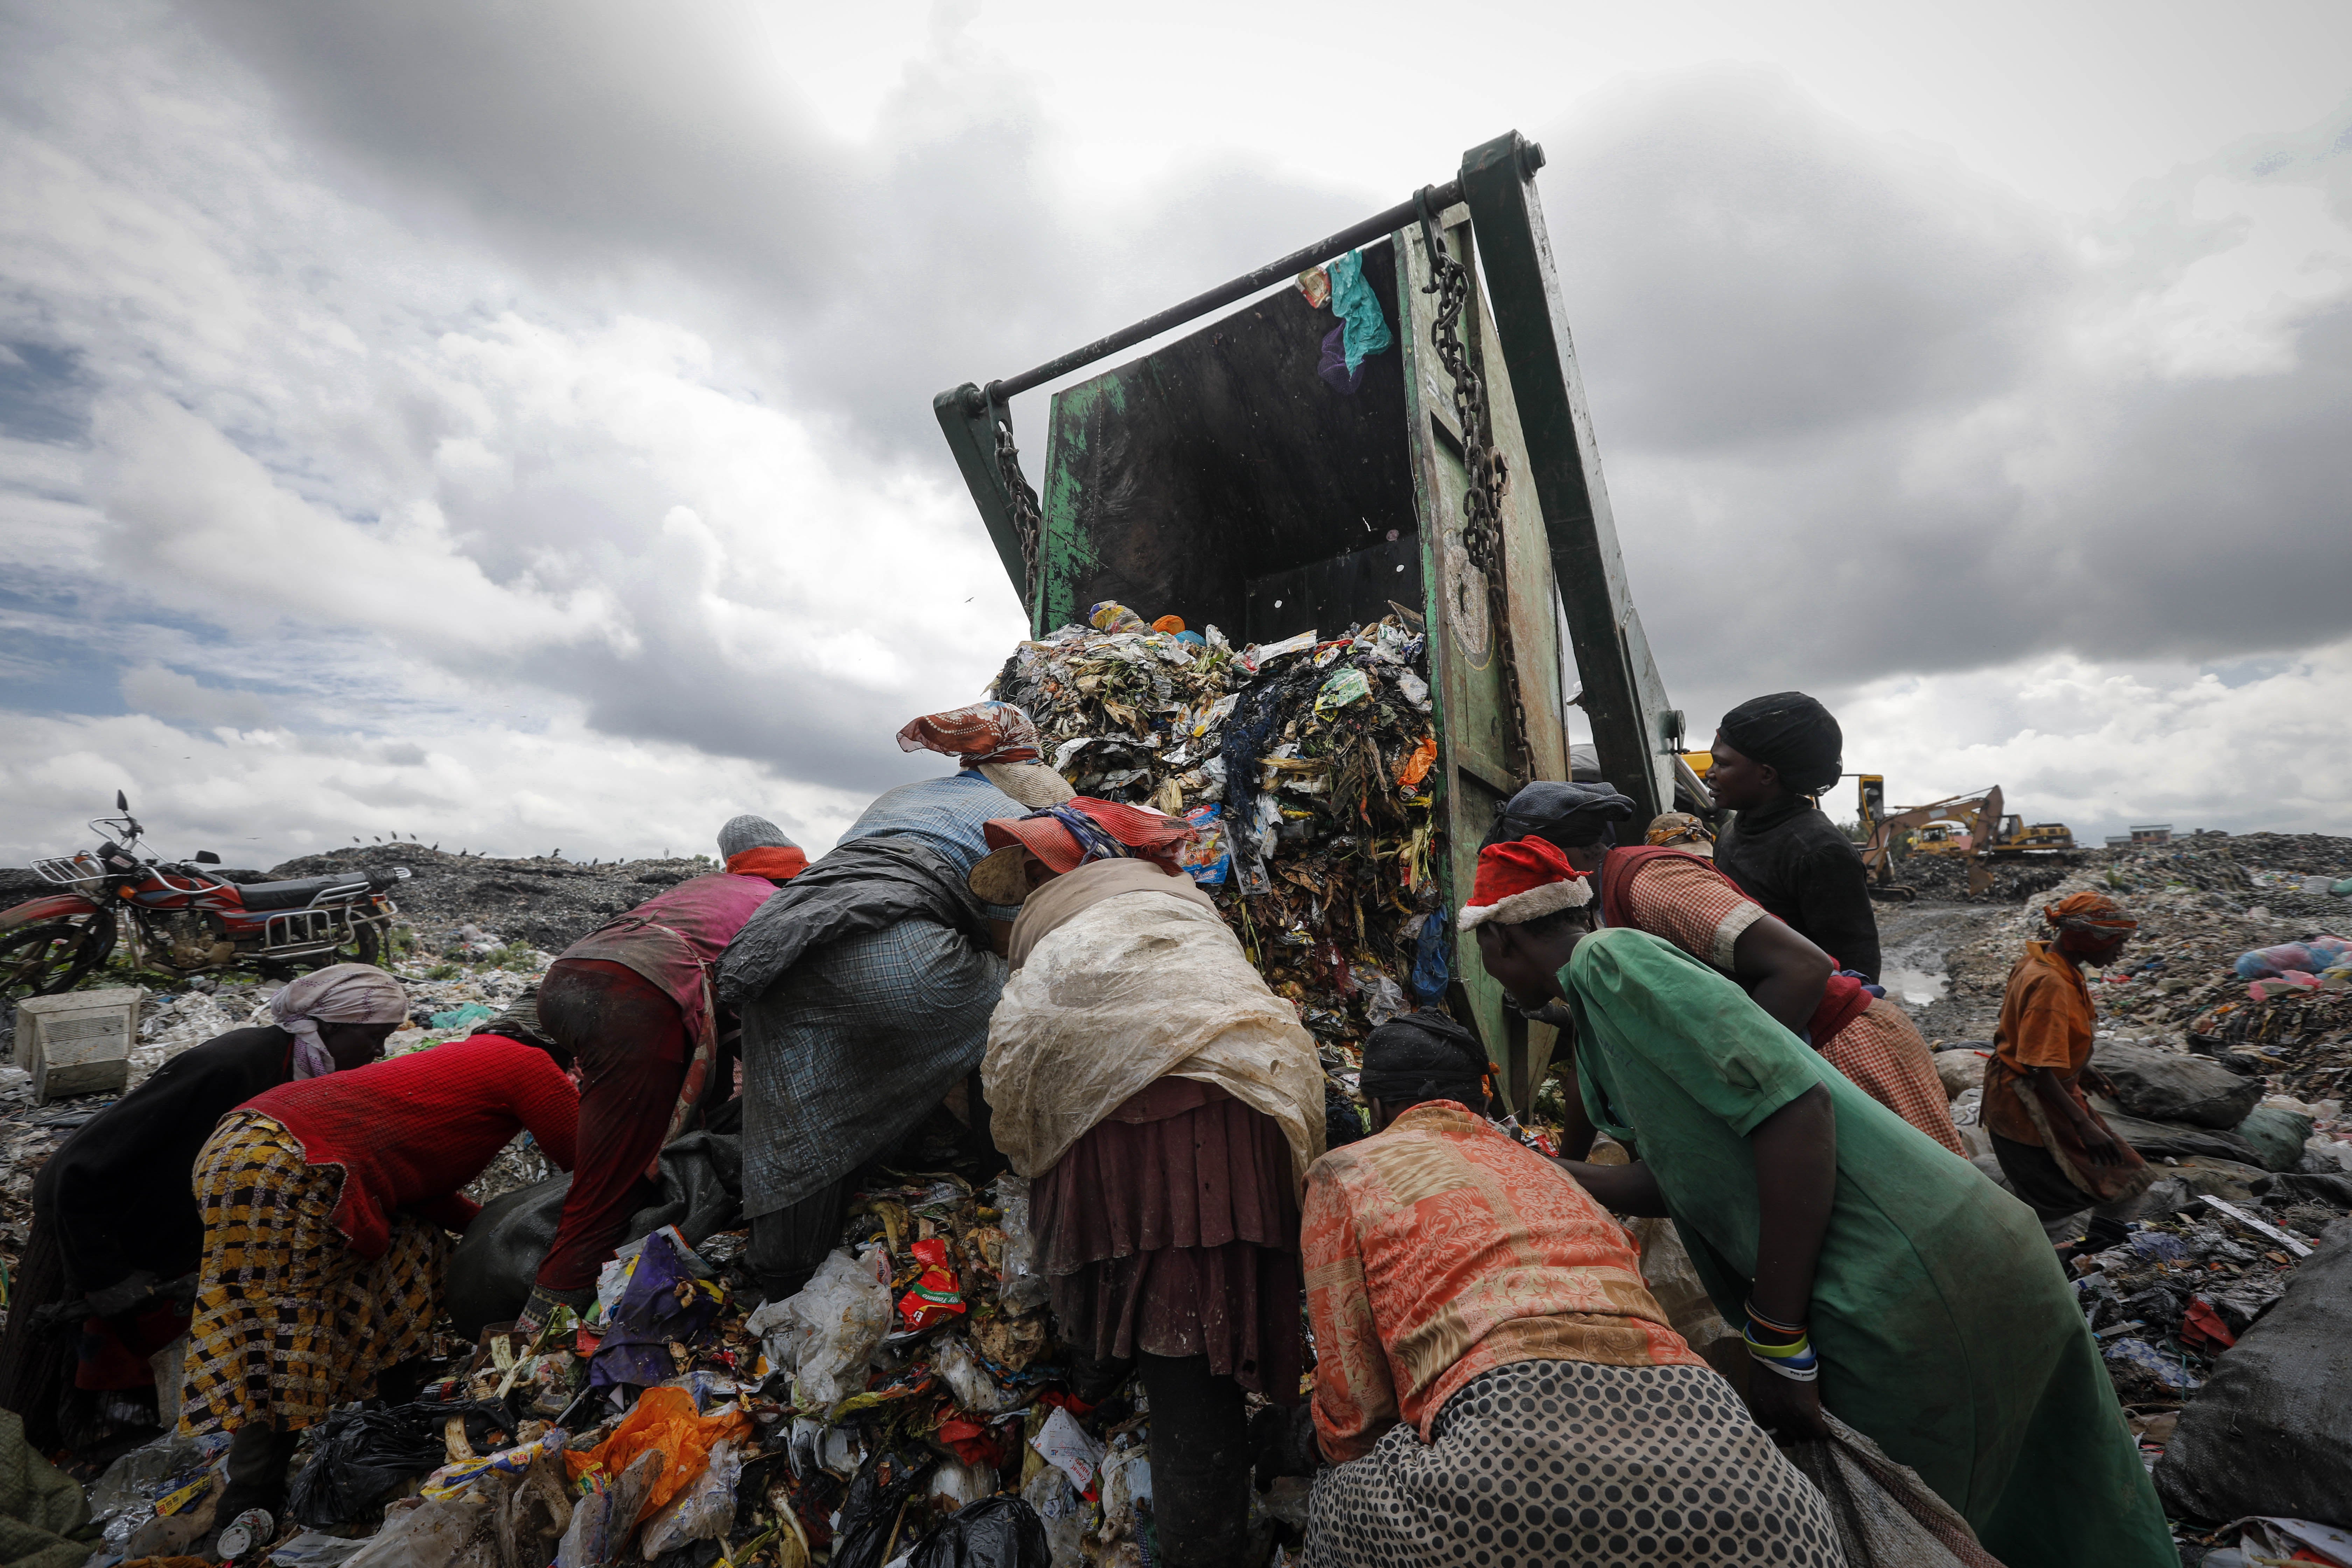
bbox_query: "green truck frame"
[933,131,1681,1110]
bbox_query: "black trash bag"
[2154,1216,2352,1524]
[831,1451,934,1568]
[444,1127,744,1337]
[286,1402,448,1526]
[906,1495,1052,1568]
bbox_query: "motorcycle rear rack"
[259,899,397,956]
[30,854,104,888]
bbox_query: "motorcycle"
[0,793,408,1006]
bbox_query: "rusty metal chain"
[991,404,1044,613]
[1417,193,1532,780]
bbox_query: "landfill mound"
[1873,852,2078,903]
[992,604,1443,1083]
[1906,833,2352,1535]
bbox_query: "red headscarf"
[896,702,1044,767]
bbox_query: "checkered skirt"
[178,1111,446,1435]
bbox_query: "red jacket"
[246,1034,579,1258]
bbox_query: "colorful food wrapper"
[1178,805,1231,886]
[896,1238,966,1331]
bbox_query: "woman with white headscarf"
[0,964,406,1454]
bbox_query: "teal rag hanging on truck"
[1328,248,1392,371]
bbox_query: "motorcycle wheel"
[0,914,118,1008]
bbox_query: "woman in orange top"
[1290,1011,1839,1568]
[1982,891,2155,1256]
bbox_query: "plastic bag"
[343,1490,502,1568]
[269,1528,373,1568]
[906,1494,1053,1568]
[923,1456,997,1511]
[564,1386,750,1529]
[1030,1406,1103,1495]
[589,1231,726,1392]
[934,1337,1015,1415]
[1311,668,1370,719]
[1018,1466,1084,1568]
[990,1177,1049,1316]
[1782,1414,2002,1567]
[288,1403,449,1526]
[748,1247,892,1410]
[637,1439,742,1559]
[983,893,1324,1183]
[554,1449,663,1568]
[830,1451,933,1568]
[496,1454,574,1568]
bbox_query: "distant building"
[2105,834,2133,847]
[2129,824,2174,845]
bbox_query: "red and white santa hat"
[1456,836,1593,930]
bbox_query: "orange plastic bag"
[564,1386,751,1525]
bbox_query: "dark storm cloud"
[1530,71,2352,715]
[178,0,1370,455]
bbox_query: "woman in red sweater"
[181,1032,579,1533]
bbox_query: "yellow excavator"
[1855,777,2077,899]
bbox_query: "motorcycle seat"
[231,874,370,911]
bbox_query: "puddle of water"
[1879,962,1947,1006]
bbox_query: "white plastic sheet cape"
[982,892,1325,1184]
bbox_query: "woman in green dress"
[1464,836,2172,1568]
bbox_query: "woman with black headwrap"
[1487,778,1963,1155]
[1708,692,1882,982]
[1288,1001,1841,1568]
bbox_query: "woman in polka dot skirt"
[1291,1000,1844,1568]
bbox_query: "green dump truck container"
[936,132,1682,1109]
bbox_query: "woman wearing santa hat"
[1465,838,2172,1568]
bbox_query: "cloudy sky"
[3,0,2348,869]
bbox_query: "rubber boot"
[213,1424,299,1542]
[1139,1353,1249,1568]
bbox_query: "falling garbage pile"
[69,1149,1194,1568]
[991,601,1445,1101]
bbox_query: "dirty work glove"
[517,1282,595,1335]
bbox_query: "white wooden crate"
[13,988,141,1105]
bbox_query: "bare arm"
[1729,918,1836,1037]
[1743,1084,1837,1440]
[1554,1158,1670,1217]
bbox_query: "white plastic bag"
[638,1440,742,1559]
[934,1336,1016,1414]
[751,1248,892,1411]
[990,1175,1050,1315]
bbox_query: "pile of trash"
[992,602,1444,1092]
[1913,841,2352,1532]
[72,1151,1209,1568]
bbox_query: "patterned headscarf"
[2044,891,2137,936]
[982,797,1198,875]
[268,962,409,1079]
[896,702,1044,766]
